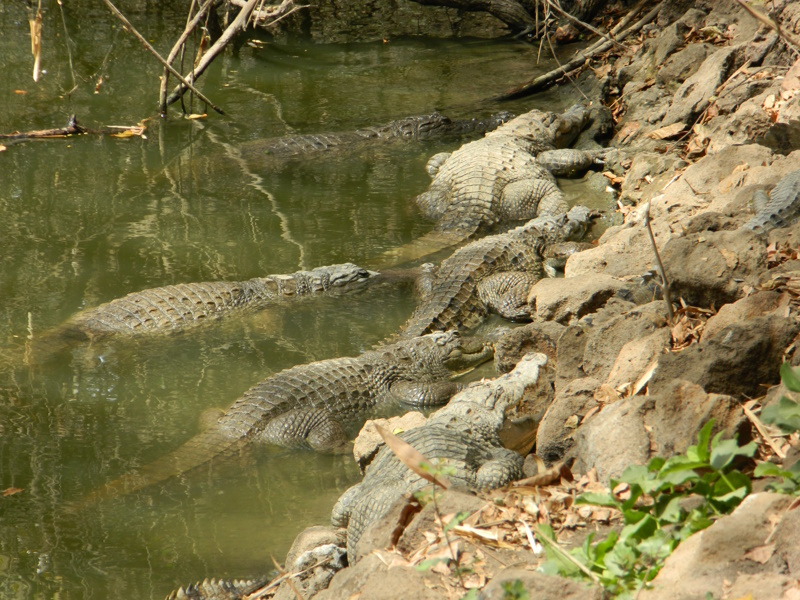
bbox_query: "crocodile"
[332,353,548,562]
[32,263,382,359]
[165,577,268,600]
[250,111,516,158]
[397,205,596,338]
[378,104,601,266]
[742,168,800,235]
[78,331,493,505]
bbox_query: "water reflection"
[0,8,601,596]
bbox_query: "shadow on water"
[0,4,607,596]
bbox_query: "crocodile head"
[394,113,453,140]
[563,204,601,240]
[309,263,379,291]
[394,331,493,375]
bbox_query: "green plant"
[754,363,800,492]
[540,420,757,597]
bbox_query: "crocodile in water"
[397,205,596,338]
[331,353,548,562]
[379,104,601,266]
[742,168,800,235]
[165,577,268,600]
[40,263,379,350]
[79,331,493,505]
[250,111,516,158]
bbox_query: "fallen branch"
[544,0,626,51]
[164,0,304,109]
[496,0,661,100]
[100,0,225,115]
[0,115,145,141]
[410,0,536,31]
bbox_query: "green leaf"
[754,462,793,479]
[710,439,757,471]
[657,495,685,524]
[781,362,800,393]
[694,420,714,463]
[416,557,450,572]
[620,514,658,542]
[576,492,619,509]
[443,511,470,533]
[761,396,800,433]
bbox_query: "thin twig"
[432,487,466,589]
[158,0,217,113]
[545,0,627,50]
[735,0,800,57]
[56,0,78,94]
[532,525,601,584]
[644,200,674,324]
[99,0,224,114]
[497,0,662,100]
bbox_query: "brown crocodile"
[397,205,596,338]
[78,331,492,505]
[378,104,601,266]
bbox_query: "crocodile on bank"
[78,331,493,505]
[378,104,604,266]
[244,111,516,159]
[397,205,596,338]
[742,168,800,235]
[332,353,548,562]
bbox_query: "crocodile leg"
[258,407,351,453]
[477,271,540,320]
[499,178,568,219]
[389,380,466,408]
[535,148,606,177]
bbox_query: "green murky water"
[0,2,601,598]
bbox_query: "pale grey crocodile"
[34,263,380,358]
[332,353,548,562]
[742,168,800,235]
[397,205,596,338]
[165,577,267,600]
[251,111,516,157]
[379,104,601,266]
[79,331,493,505]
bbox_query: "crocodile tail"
[367,229,471,269]
[73,427,245,509]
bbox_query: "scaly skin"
[252,111,516,157]
[165,578,268,600]
[78,332,493,505]
[377,105,595,267]
[332,353,548,562]
[397,206,596,338]
[55,263,377,341]
[743,168,800,234]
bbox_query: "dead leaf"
[744,543,775,564]
[602,171,625,185]
[0,145,6,152]
[186,113,207,120]
[2,487,23,497]
[594,384,620,404]
[615,121,640,144]
[718,247,739,269]
[375,424,450,488]
[648,123,685,140]
[13,89,27,95]
[592,64,612,79]
[564,414,579,429]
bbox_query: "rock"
[481,567,603,600]
[396,489,485,555]
[313,552,445,600]
[353,412,428,472]
[700,290,786,342]
[525,274,626,325]
[605,328,670,390]
[661,229,767,307]
[555,324,590,393]
[658,43,715,85]
[649,314,800,398]
[536,377,601,465]
[640,493,797,600]
[652,21,689,67]
[493,321,564,374]
[274,526,347,600]
[573,379,745,481]
[581,301,669,383]
[661,46,739,127]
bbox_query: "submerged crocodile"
[332,353,548,562]
[30,264,382,362]
[397,205,596,338]
[742,168,800,235]
[379,104,602,266]
[250,111,516,158]
[79,331,493,505]
[165,578,268,600]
